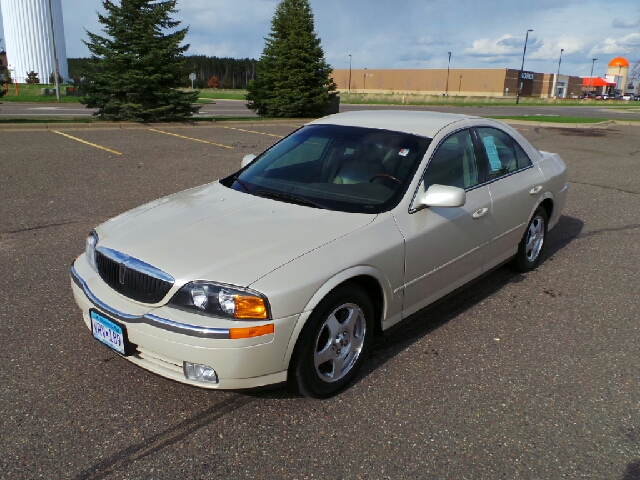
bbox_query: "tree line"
[68,56,257,89]
[77,0,334,121]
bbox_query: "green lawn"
[338,92,638,107]
[2,83,82,102]
[2,85,249,102]
[195,89,247,101]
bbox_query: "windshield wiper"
[254,190,326,209]
[231,174,251,192]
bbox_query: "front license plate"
[91,310,127,355]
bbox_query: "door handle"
[472,207,489,219]
[530,185,543,195]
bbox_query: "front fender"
[280,265,400,372]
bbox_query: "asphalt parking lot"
[1,120,639,479]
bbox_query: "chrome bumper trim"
[70,264,230,339]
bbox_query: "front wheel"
[512,207,548,272]
[289,283,374,398]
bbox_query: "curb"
[0,118,308,132]
[500,119,640,129]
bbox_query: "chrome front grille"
[95,247,174,304]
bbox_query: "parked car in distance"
[70,110,569,398]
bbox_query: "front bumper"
[70,256,304,390]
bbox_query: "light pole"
[554,48,564,99]
[47,0,61,100]
[588,58,597,95]
[445,52,451,96]
[516,29,533,105]
[348,55,352,93]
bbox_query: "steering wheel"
[369,173,402,185]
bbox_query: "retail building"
[331,57,636,98]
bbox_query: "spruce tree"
[246,0,337,118]
[81,0,199,122]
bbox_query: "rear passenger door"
[474,126,547,270]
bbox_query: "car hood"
[96,182,376,287]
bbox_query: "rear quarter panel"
[537,152,569,229]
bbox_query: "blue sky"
[1,0,639,77]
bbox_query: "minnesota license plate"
[91,310,127,355]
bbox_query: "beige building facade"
[331,68,584,98]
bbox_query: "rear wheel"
[512,207,548,272]
[289,283,373,398]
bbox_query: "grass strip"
[0,117,98,124]
[486,116,607,124]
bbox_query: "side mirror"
[241,154,257,168]
[418,184,466,208]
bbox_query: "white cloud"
[590,33,640,55]
[529,36,587,60]
[465,34,538,57]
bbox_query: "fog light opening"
[183,362,218,384]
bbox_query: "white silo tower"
[0,0,68,84]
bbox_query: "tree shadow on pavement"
[622,461,640,480]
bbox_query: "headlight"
[85,230,99,272]
[169,282,270,320]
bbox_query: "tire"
[512,207,548,272]
[288,283,374,399]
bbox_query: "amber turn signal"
[234,296,268,319]
[229,323,275,339]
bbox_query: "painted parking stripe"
[222,126,284,138]
[148,128,234,149]
[52,131,122,155]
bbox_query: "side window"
[423,129,479,190]
[265,137,328,170]
[513,141,533,169]
[477,127,531,179]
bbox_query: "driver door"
[394,128,496,317]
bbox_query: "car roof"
[310,110,479,139]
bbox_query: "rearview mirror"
[241,154,257,168]
[418,184,466,208]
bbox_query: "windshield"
[221,124,431,213]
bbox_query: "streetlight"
[47,0,61,100]
[445,52,451,96]
[587,58,597,95]
[348,55,352,93]
[516,29,533,105]
[554,48,564,99]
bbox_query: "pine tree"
[246,0,337,118]
[81,0,199,122]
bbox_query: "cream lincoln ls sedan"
[71,110,568,398]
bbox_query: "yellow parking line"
[222,126,284,138]
[52,131,122,155]
[148,128,234,149]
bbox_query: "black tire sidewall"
[513,207,548,272]
[289,283,374,399]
